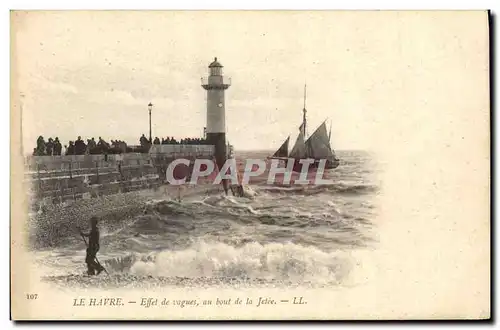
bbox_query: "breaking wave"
[103,240,354,285]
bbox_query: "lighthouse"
[202,57,231,189]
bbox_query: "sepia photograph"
[10,10,490,320]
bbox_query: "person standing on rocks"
[79,217,105,276]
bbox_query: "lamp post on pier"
[148,102,153,143]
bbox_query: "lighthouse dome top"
[208,57,223,68]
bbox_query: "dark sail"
[289,130,307,159]
[272,136,290,158]
[305,121,335,159]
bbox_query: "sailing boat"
[269,85,340,171]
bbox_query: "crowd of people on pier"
[32,134,208,156]
[32,135,129,156]
[148,135,207,146]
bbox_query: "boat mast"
[302,84,307,140]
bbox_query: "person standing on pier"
[45,138,54,156]
[75,136,86,155]
[54,137,62,155]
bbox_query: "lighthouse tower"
[202,57,231,175]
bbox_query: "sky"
[12,11,488,153]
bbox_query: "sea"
[30,150,380,288]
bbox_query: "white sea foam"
[126,240,361,285]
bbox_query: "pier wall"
[24,145,215,209]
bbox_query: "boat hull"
[324,158,340,169]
